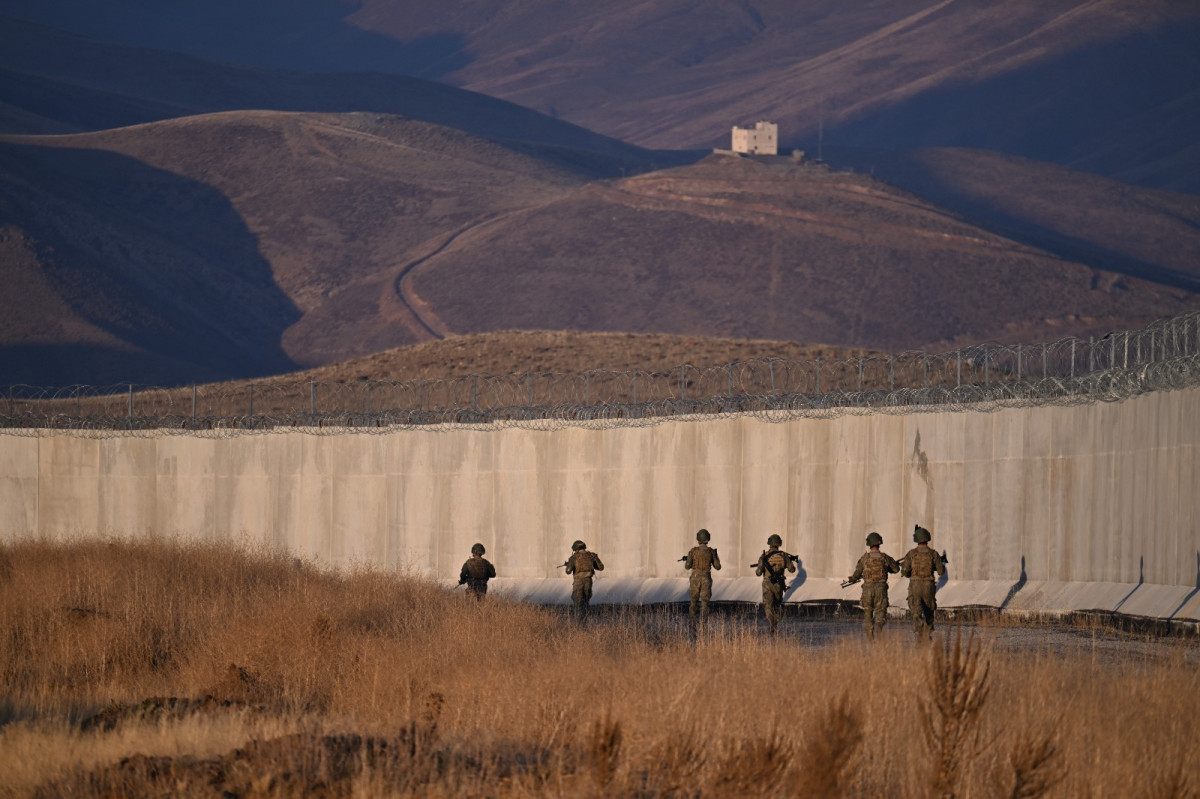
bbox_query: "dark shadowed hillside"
[0,14,676,177]
[0,141,300,385]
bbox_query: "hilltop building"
[731,121,778,155]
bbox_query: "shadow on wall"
[782,557,807,601]
[998,555,1027,611]
[1169,553,1200,619]
[0,0,472,80]
[1113,555,1145,613]
[0,142,300,386]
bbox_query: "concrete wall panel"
[0,436,38,538]
[3,385,1198,619]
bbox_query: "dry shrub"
[921,627,991,799]
[795,692,864,798]
[713,727,792,797]
[586,712,622,789]
[651,727,707,796]
[1007,728,1066,799]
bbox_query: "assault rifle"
[840,577,860,589]
[748,550,799,568]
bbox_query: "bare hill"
[5,0,1197,192]
[225,330,876,387]
[406,155,1198,352]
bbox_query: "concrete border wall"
[2,387,1198,619]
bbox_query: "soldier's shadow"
[783,558,808,601]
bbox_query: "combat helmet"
[913,525,932,543]
[696,528,711,542]
[471,542,486,556]
[866,532,883,547]
[767,534,783,547]
[572,540,587,551]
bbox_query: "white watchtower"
[731,121,778,155]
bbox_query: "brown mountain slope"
[406,155,1197,351]
[825,147,1200,292]
[9,0,1192,191]
[5,113,1200,387]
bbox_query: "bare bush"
[921,627,992,799]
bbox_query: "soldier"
[683,528,722,631]
[458,542,496,600]
[755,534,796,635]
[900,525,946,640]
[847,532,899,640]
[564,539,604,625]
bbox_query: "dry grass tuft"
[1007,728,1066,799]
[796,692,864,798]
[713,727,792,796]
[586,712,623,789]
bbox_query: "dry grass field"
[1,539,1197,798]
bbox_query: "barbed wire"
[3,311,1199,438]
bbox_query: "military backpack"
[910,547,936,579]
[862,551,887,582]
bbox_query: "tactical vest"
[465,557,491,581]
[570,551,595,576]
[764,550,788,582]
[910,547,936,580]
[691,545,715,571]
[862,551,887,582]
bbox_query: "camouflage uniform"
[755,546,796,634]
[849,548,899,639]
[565,548,604,625]
[684,542,722,629]
[900,543,945,639]
[458,554,496,600]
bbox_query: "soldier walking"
[458,542,496,600]
[564,539,604,626]
[683,528,722,631]
[755,534,796,635]
[900,525,946,640]
[847,532,899,640]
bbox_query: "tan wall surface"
[2,387,1198,618]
